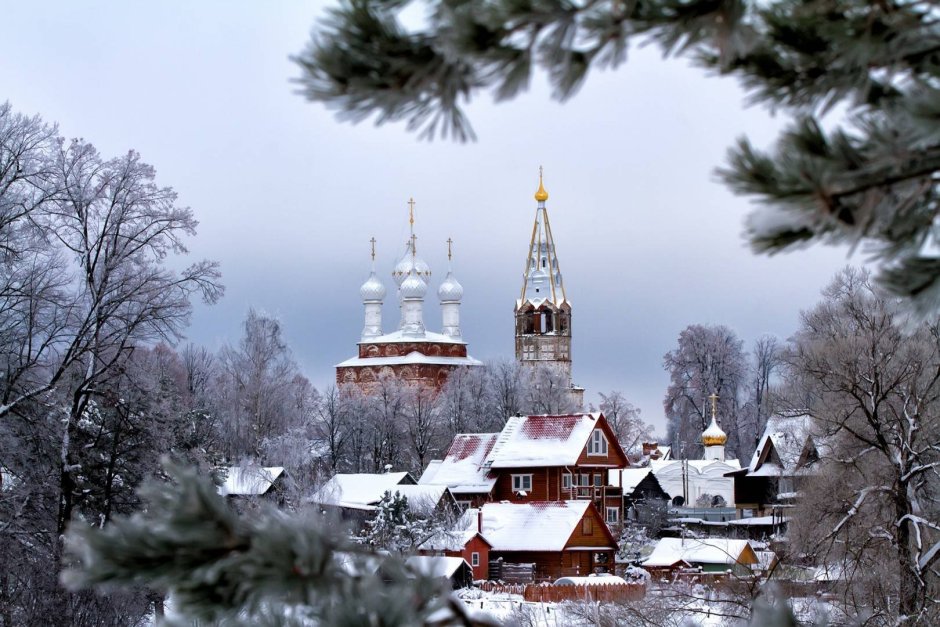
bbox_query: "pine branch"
[61,461,485,626]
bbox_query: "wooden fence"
[475,582,646,603]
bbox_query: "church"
[335,201,482,391]
[336,172,585,400]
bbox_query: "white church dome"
[359,271,386,302]
[400,271,428,299]
[438,271,463,302]
[393,244,431,287]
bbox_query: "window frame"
[587,428,609,456]
[606,507,619,524]
[562,473,572,489]
[471,552,480,567]
[512,474,533,492]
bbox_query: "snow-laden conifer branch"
[61,461,488,626]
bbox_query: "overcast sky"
[2,1,852,434]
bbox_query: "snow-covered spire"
[521,167,565,306]
[360,237,385,340]
[439,237,463,338]
[702,392,728,461]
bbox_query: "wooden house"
[418,508,492,581]
[726,412,821,518]
[480,500,618,581]
[643,537,759,579]
[420,413,630,524]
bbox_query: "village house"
[480,500,618,581]
[420,412,630,526]
[307,471,457,528]
[418,507,492,580]
[609,467,670,527]
[217,466,287,507]
[726,411,821,519]
[643,537,762,580]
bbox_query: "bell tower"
[514,169,582,407]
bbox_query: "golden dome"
[702,417,728,447]
[534,169,549,202]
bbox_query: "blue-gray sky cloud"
[2,1,851,433]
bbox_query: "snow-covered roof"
[335,351,482,368]
[480,501,604,552]
[419,433,498,494]
[308,472,414,509]
[644,538,755,568]
[748,412,818,474]
[420,508,491,552]
[218,466,284,496]
[485,413,618,468]
[405,555,469,579]
[361,329,466,345]
[609,468,654,493]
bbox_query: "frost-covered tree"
[215,309,310,461]
[787,267,940,622]
[738,335,785,451]
[524,362,577,415]
[663,324,747,459]
[296,1,940,311]
[598,390,652,455]
[358,490,438,554]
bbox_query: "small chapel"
[335,201,482,391]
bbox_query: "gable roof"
[609,468,669,499]
[308,472,420,510]
[420,508,493,552]
[418,433,499,494]
[644,538,756,568]
[485,413,626,468]
[480,501,616,551]
[218,466,285,496]
[747,412,820,475]
[405,555,471,579]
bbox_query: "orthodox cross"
[369,237,376,262]
[708,393,719,420]
[447,237,453,261]
[408,197,416,229]
[411,233,417,256]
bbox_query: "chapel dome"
[702,417,728,447]
[393,249,431,287]
[360,271,386,302]
[400,272,428,299]
[438,271,463,302]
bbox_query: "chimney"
[477,508,483,534]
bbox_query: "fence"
[475,582,646,603]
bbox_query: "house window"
[471,552,480,567]
[593,474,603,487]
[582,517,593,534]
[512,474,532,492]
[606,507,619,524]
[456,500,472,510]
[580,473,591,487]
[588,429,608,456]
[562,473,572,489]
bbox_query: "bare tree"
[598,391,653,455]
[487,358,528,423]
[786,267,940,622]
[524,362,577,415]
[739,335,784,450]
[403,386,442,474]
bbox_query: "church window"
[542,258,546,268]
[512,474,532,492]
[588,429,608,456]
